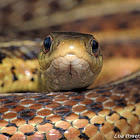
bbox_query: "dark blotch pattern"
[94,123,103,131]
[116,102,126,107]
[108,111,117,116]
[120,116,127,120]
[0,44,38,61]
[87,102,103,113]
[30,77,34,82]
[23,12,33,21]
[19,109,35,120]
[91,25,102,31]
[0,52,6,63]
[11,66,18,81]
[79,133,89,140]
[1,83,4,87]
[32,68,38,74]
[130,10,140,15]
[113,127,121,133]
[53,106,71,117]
[117,21,129,29]
[25,132,34,136]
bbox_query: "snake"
[0,0,140,140]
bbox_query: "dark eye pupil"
[44,36,51,50]
[92,40,98,53]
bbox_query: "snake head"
[38,32,103,92]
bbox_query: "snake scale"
[0,0,140,140]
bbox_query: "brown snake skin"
[0,72,139,140]
[0,0,140,140]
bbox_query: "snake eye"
[91,39,99,57]
[43,36,52,53]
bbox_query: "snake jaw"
[39,32,103,91]
[40,53,101,92]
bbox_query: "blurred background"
[0,0,140,87]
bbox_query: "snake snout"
[49,54,94,90]
[65,53,77,62]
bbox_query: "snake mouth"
[45,54,95,91]
[52,53,90,73]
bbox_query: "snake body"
[0,0,140,140]
[0,33,140,140]
[0,64,140,140]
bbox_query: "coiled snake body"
[0,32,140,140]
[0,1,140,140]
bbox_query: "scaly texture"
[0,0,140,140]
[0,71,140,140]
[0,32,103,92]
[0,34,139,140]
